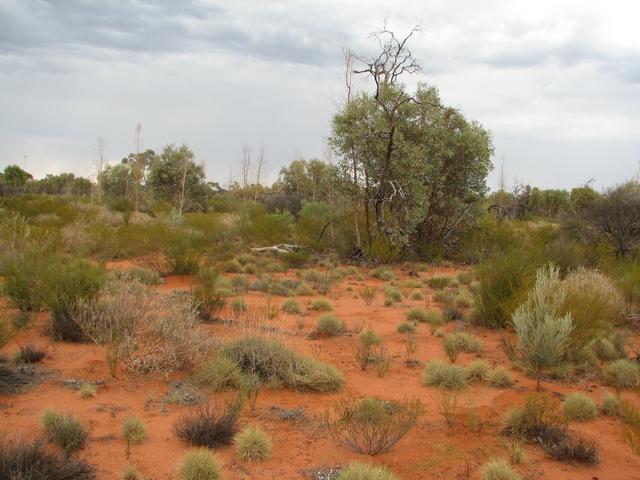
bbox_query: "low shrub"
[324,397,423,455]
[79,384,96,399]
[561,268,625,349]
[359,287,376,305]
[111,266,161,285]
[479,458,520,480]
[0,437,95,480]
[12,344,46,364]
[443,335,461,363]
[466,360,490,382]
[230,297,247,316]
[410,291,424,301]
[234,425,272,462]
[601,393,622,416]
[197,355,243,391]
[487,367,514,388]
[396,322,416,334]
[457,271,474,286]
[179,448,222,480]
[312,315,344,338]
[41,410,87,457]
[443,332,482,362]
[174,398,243,448]
[122,465,140,480]
[282,299,302,314]
[426,276,451,289]
[220,336,344,392]
[455,292,474,309]
[309,298,333,311]
[603,359,640,391]
[563,393,598,422]
[354,329,382,371]
[405,309,428,322]
[383,285,402,304]
[371,268,396,282]
[422,360,468,390]
[337,462,397,480]
[122,416,146,458]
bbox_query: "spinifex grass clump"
[359,286,376,305]
[422,360,468,390]
[179,449,222,480]
[337,462,398,480]
[219,335,344,392]
[324,397,423,455]
[311,315,344,338]
[234,425,272,462]
[309,298,334,312]
[563,393,598,422]
[41,410,87,457]
[122,416,146,459]
[174,397,243,448]
[0,437,95,480]
[479,458,520,480]
[354,329,382,370]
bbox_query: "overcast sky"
[1,0,639,191]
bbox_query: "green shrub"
[396,322,416,334]
[602,393,622,416]
[383,285,402,304]
[309,298,333,311]
[165,231,202,275]
[591,337,620,361]
[313,315,344,338]
[337,462,397,480]
[197,355,243,391]
[1,246,54,311]
[432,290,454,304]
[405,309,428,322]
[78,384,96,399]
[410,291,424,301]
[487,367,514,388]
[231,275,249,294]
[359,286,376,305]
[234,425,272,462]
[512,265,573,391]
[325,397,423,455]
[422,360,468,390]
[230,297,247,316]
[122,465,140,480]
[354,329,382,370]
[41,410,87,457]
[174,398,243,448]
[179,448,221,480]
[425,276,451,289]
[44,256,105,342]
[466,360,490,382]
[455,292,473,308]
[479,458,520,480]
[370,267,396,282]
[0,437,95,480]
[473,251,534,329]
[220,336,344,392]
[111,266,161,285]
[443,335,461,363]
[12,344,46,364]
[563,393,597,422]
[561,268,625,349]
[450,332,483,353]
[603,359,640,391]
[122,416,146,458]
[282,299,302,314]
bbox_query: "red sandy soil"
[2,263,640,479]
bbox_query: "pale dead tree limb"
[254,145,265,202]
[250,244,302,254]
[178,150,188,216]
[96,136,105,204]
[241,146,251,190]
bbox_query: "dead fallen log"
[250,244,302,255]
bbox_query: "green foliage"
[359,286,376,305]
[426,276,451,289]
[396,322,416,334]
[561,268,625,349]
[313,315,344,338]
[405,309,428,322]
[443,335,461,363]
[220,336,344,392]
[422,360,468,390]
[234,425,272,462]
[473,249,535,328]
[197,355,244,391]
[12,344,46,364]
[354,329,382,370]
[44,256,105,341]
[337,462,397,480]
[239,205,294,245]
[41,410,87,457]
[487,367,514,388]
[309,298,333,311]
[383,285,402,304]
[601,393,622,416]
[179,449,221,480]
[78,384,96,399]
[602,359,640,391]
[325,397,423,455]
[466,360,490,382]
[479,459,520,480]
[457,271,474,285]
[111,266,161,286]
[122,416,146,458]
[0,437,95,480]
[512,264,573,390]
[122,465,140,480]
[364,236,402,264]
[370,268,396,281]
[281,299,303,314]
[563,393,597,422]
[1,245,55,311]
[230,297,247,316]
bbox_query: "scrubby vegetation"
[234,425,272,462]
[41,410,87,457]
[324,397,423,455]
[179,449,221,480]
[174,398,243,448]
[337,462,398,480]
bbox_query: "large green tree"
[147,144,209,214]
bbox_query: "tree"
[330,26,493,256]
[3,165,32,187]
[147,144,209,214]
[578,182,640,257]
[513,264,573,391]
[99,164,131,198]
